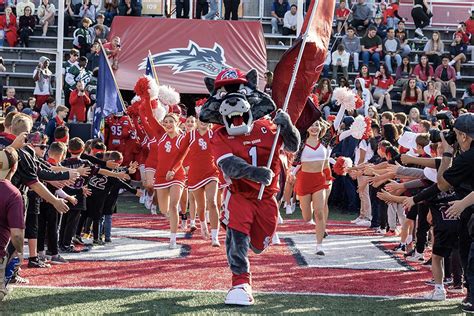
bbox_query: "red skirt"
[295,169,331,196]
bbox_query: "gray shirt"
[352,3,372,21]
[383,37,401,54]
[342,35,361,54]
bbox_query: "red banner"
[109,17,267,94]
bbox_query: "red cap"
[214,68,247,89]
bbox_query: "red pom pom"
[195,98,207,107]
[134,77,150,98]
[355,95,364,110]
[126,102,140,117]
[310,93,319,108]
[362,116,372,140]
[333,156,352,176]
[327,115,336,122]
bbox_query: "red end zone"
[20,213,450,298]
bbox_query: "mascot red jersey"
[199,68,300,306]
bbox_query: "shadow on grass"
[0,288,463,315]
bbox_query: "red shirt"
[105,115,133,151]
[69,90,91,122]
[211,119,283,199]
[375,76,394,89]
[356,75,373,89]
[413,64,434,82]
[336,8,350,19]
[466,18,474,36]
[315,88,331,104]
[0,180,25,258]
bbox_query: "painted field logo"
[138,41,230,76]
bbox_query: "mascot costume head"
[199,68,276,136]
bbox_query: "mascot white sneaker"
[225,283,254,306]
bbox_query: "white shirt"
[33,68,52,96]
[283,11,297,29]
[331,51,350,67]
[354,139,374,165]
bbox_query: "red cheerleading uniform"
[154,133,186,189]
[170,129,219,191]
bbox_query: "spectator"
[434,55,457,100]
[422,80,440,116]
[0,6,18,47]
[40,97,56,121]
[195,0,208,19]
[69,81,91,123]
[103,36,121,70]
[26,97,36,110]
[79,0,97,24]
[91,24,106,44]
[86,68,98,104]
[224,0,240,20]
[462,83,474,110]
[2,88,18,111]
[353,77,372,115]
[73,18,93,57]
[65,56,92,113]
[33,56,53,111]
[37,0,56,37]
[270,0,289,35]
[18,5,35,47]
[203,0,218,20]
[45,105,68,143]
[351,0,372,32]
[94,14,110,40]
[16,0,35,16]
[424,31,445,69]
[371,14,387,40]
[395,56,412,87]
[400,78,422,110]
[104,0,119,26]
[0,147,23,302]
[342,26,360,71]
[264,70,273,96]
[413,53,434,90]
[407,107,421,131]
[64,0,75,37]
[383,27,401,74]
[119,0,141,16]
[175,0,189,18]
[373,64,394,110]
[449,33,467,79]
[314,78,333,118]
[331,44,349,80]
[465,7,474,45]
[0,57,4,99]
[411,0,431,38]
[383,0,404,29]
[357,64,373,89]
[361,25,383,69]
[395,20,411,57]
[86,42,100,72]
[335,0,351,35]
[282,4,297,36]
[16,101,24,112]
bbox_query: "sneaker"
[384,230,396,237]
[350,217,362,224]
[105,238,112,243]
[316,245,325,256]
[10,275,29,284]
[225,283,254,306]
[468,60,474,64]
[189,224,197,233]
[72,236,84,245]
[447,284,463,293]
[393,243,406,253]
[28,258,50,268]
[277,213,284,224]
[406,251,424,262]
[356,219,371,227]
[37,252,48,262]
[212,239,221,247]
[144,194,153,210]
[374,228,386,235]
[462,302,474,314]
[424,288,446,301]
[93,239,105,246]
[425,279,450,286]
[60,245,81,253]
[150,204,157,215]
[456,72,462,80]
[307,219,316,225]
[422,257,432,266]
[50,255,68,264]
[285,204,295,215]
[415,28,424,37]
[272,233,281,245]
[201,225,210,240]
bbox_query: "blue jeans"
[416,81,427,91]
[401,45,411,57]
[104,215,112,240]
[384,53,402,74]
[323,64,330,78]
[386,17,400,29]
[362,51,380,69]
[204,0,218,20]
[342,176,360,213]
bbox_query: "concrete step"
[0,47,71,61]
[1,59,57,73]
[28,36,74,49]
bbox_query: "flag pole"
[148,50,160,85]
[99,41,126,111]
[257,0,321,200]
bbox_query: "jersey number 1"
[248,146,257,166]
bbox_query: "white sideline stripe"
[16,285,438,301]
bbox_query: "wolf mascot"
[199,68,300,305]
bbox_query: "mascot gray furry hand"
[199,68,300,306]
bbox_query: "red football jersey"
[211,119,283,198]
[173,129,219,189]
[105,115,132,151]
[154,133,186,187]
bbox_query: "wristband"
[442,152,453,158]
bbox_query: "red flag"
[272,0,336,123]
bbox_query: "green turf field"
[0,287,463,315]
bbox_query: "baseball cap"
[454,113,474,138]
[214,68,248,89]
[0,149,17,180]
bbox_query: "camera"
[429,111,457,145]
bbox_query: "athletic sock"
[211,229,218,240]
[405,235,413,245]
[170,233,177,243]
[190,219,196,226]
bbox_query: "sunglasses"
[34,144,48,150]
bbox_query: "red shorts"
[221,191,278,252]
[34,94,50,110]
[295,169,330,196]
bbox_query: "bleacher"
[2,10,473,106]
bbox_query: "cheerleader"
[168,113,221,246]
[290,119,333,256]
[180,115,197,231]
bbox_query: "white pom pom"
[158,85,180,107]
[153,106,167,122]
[349,116,366,139]
[131,95,141,104]
[195,105,202,117]
[145,75,159,100]
[333,87,356,111]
